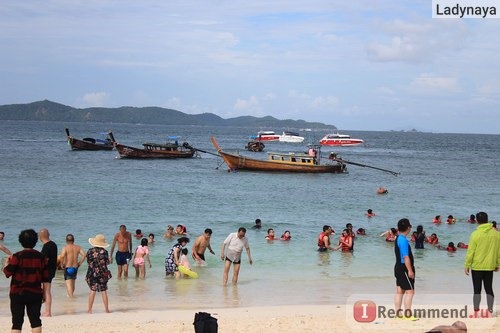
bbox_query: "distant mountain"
[0,100,336,130]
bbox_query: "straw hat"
[88,234,109,248]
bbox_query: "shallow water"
[0,121,499,315]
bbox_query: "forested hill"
[0,100,336,129]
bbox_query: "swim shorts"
[64,267,78,280]
[394,264,415,290]
[225,257,241,264]
[116,251,131,265]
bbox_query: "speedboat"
[253,130,280,142]
[319,133,364,147]
[279,131,304,143]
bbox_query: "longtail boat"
[65,128,114,151]
[108,131,196,159]
[211,137,346,173]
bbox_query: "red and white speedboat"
[253,130,280,142]
[319,133,364,147]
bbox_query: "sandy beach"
[0,304,498,332]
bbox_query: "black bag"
[193,312,218,333]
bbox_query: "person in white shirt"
[221,227,253,285]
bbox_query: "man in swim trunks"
[394,218,417,321]
[110,224,133,279]
[192,228,215,264]
[59,234,86,297]
[221,227,253,285]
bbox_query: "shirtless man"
[110,224,133,278]
[191,228,215,265]
[59,234,86,297]
[0,231,12,255]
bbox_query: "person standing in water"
[59,234,86,297]
[221,227,253,285]
[109,225,132,279]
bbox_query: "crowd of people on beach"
[1,210,499,331]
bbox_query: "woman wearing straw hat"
[86,234,112,313]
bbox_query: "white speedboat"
[253,130,280,142]
[319,133,364,146]
[279,131,304,143]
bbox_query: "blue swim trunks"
[116,251,131,265]
[64,267,78,280]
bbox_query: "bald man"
[39,228,57,317]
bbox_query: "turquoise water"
[0,121,499,315]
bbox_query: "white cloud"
[311,96,339,109]
[81,92,109,107]
[409,74,460,94]
[233,96,263,115]
[366,19,468,63]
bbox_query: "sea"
[0,120,498,315]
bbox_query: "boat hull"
[219,151,344,173]
[319,139,364,147]
[65,128,114,151]
[114,143,195,159]
[68,137,114,150]
[279,135,304,143]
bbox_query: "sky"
[1,1,500,134]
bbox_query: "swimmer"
[437,242,457,252]
[265,228,276,240]
[280,230,291,241]
[356,228,366,235]
[377,187,388,194]
[380,228,397,242]
[426,233,439,245]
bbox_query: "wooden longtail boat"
[65,128,114,151]
[211,137,346,173]
[108,131,196,159]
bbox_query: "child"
[133,238,151,278]
[265,228,276,240]
[179,248,191,271]
[468,214,476,223]
[134,229,143,239]
[446,215,456,224]
[366,209,375,218]
[433,215,442,224]
[281,230,291,240]
[457,242,468,249]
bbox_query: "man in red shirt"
[3,229,49,333]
